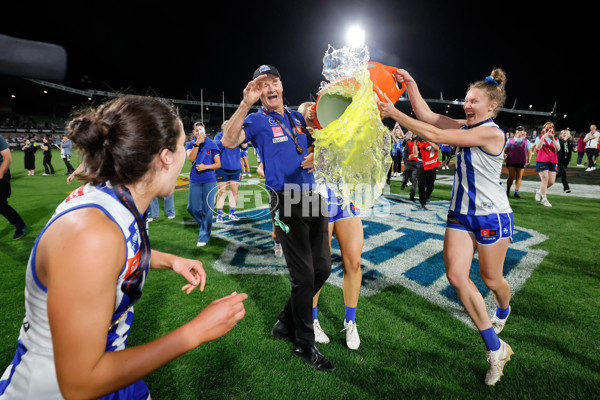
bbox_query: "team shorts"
[327,192,360,223]
[446,210,514,245]
[240,151,248,158]
[216,168,242,182]
[535,161,558,172]
[506,163,525,169]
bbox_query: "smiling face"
[260,74,284,113]
[463,87,497,126]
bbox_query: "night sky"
[3,1,597,131]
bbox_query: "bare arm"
[379,98,505,155]
[0,148,11,179]
[196,154,221,172]
[222,75,268,149]
[38,208,247,399]
[150,249,206,294]
[392,69,465,129]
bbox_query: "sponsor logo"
[272,127,284,137]
[212,193,548,329]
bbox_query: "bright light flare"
[346,26,365,48]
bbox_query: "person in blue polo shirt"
[186,122,221,247]
[222,65,334,372]
[213,120,247,222]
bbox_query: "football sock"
[496,304,510,319]
[312,306,318,321]
[217,208,223,216]
[344,305,357,324]
[229,207,236,215]
[514,190,519,194]
[480,327,501,351]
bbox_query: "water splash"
[313,45,392,209]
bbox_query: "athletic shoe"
[576,164,584,167]
[485,339,514,386]
[147,217,156,222]
[585,167,593,172]
[167,215,175,219]
[13,225,26,240]
[42,173,50,176]
[313,319,330,344]
[273,243,283,258]
[343,320,360,350]
[491,306,510,334]
[196,241,207,247]
[540,199,552,207]
[534,189,541,202]
[564,189,571,193]
[216,214,224,223]
[229,213,240,221]
[513,192,521,199]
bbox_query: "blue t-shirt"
[185,137,220,183]
[243,108,314,191]
[0,136,8,164]
[213,131,242,171]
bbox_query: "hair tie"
[485,76,499,85]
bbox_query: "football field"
[1,149,599,399]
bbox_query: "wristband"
[193,144,200,148]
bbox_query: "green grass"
[1,149,599,399]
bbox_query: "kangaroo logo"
[212,193,548,329]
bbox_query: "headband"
[485,76,499,85]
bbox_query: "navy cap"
[516,126,526,131]
[253,64,280,79]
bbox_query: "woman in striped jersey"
[378,68,513,386]
[0,96,247,399]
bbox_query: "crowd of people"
[1,62,599,398]
[386,119,599,209]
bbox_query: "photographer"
[534,122,560,207]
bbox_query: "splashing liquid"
[313,45,391,209]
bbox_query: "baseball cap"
[516,125,526,131]
[253,65,281,79]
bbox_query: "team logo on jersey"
[212,193,548,329]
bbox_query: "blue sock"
[344,305,357,323]
[514,190,519,194]
[217,208,223,216]
[480,327,501,351]
[496,305,510,319]
[312,306,318,321]
[230,207,236,215]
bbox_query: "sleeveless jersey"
[534,136,558,163]
[505,137,527,165]
[450,120,512,216]
[0,183,149,399]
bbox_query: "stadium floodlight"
[346,26,365,48]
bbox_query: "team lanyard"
[108,184,151,330]
[262,107,303,155]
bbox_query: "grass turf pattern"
[0,149,598,399]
